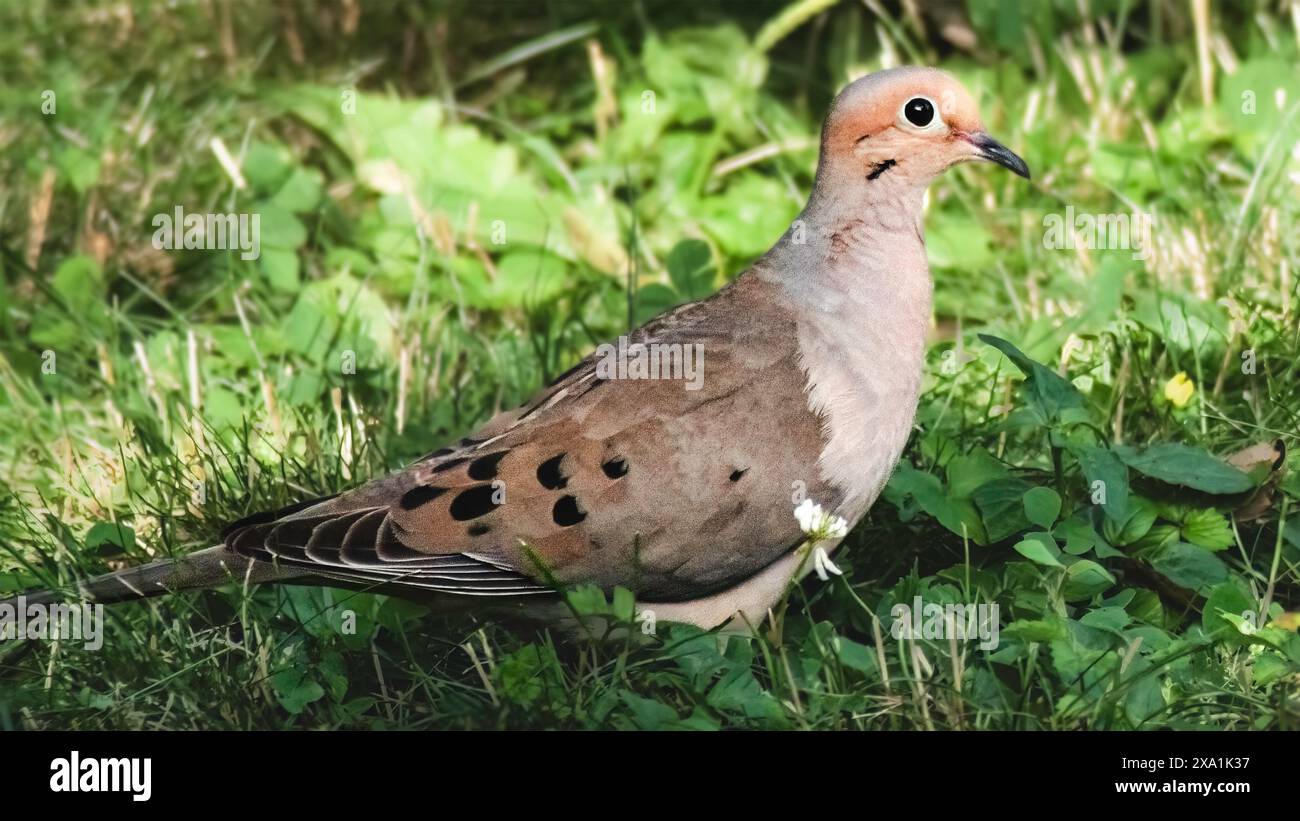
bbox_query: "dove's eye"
[902,97,937,128]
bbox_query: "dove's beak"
[965,132,1031,180]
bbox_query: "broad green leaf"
[831,636,879,675]
[886,465,987,544]
[1073,445,1130,522]
[1103,496,1158,546]
[1003,617,1069,642]
[260,248,301,292]
[1079,606,1130,634]
[612,586,636,623]
[270,666,325,715]
[978,334,1085,424]
[52,255,105,315]
[620,691,680,730]
[1180,508,1235,551]
[1055,514,1098,555]
[1023,486,1062,529]
[270,167,324,213]
[1013,532,1063,567]
[946,452,1010,498]
[1202,580,1255,644]
[1126,589,1165,625]
[1124,654,1165,726]
[665,238,715,300]
[1120,443,1255,494]
[972,477,1034,542]
[256,200,308,249]
[1148,542,1229,592]
[84,521,135,555]
[1063,559,1116,601]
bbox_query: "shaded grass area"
[1,0,1298,729]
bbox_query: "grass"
[1,0,1298,730]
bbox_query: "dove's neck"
[755,173,935,521]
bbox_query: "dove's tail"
[2,546,300,609]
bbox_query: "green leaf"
[831,636,879,675]
[1013,532,1064,567]
[498,645,546,707]
[612,586,636,623]
[494,251,569,305]
[1073,445,1130,522]
[665,238,715,300]
[619,691,679,730]
[270,667,325,714]
[886,465,987,544]
[1252,653,1293,686]
[1123,654,1165,726]
[1131,292,1230,352]
[1202,580,1255,644]
[84,521,136,556]
[1103,496,1157,546]
[256,201,308,249]
[1120,443,1255,494]
[1079,606,1130,634]
[1003,617,1069,642]
[1180,508,1235,551]
[946,452,1010,498]
[270,167,323,213]
[1055,514,1098,555]
[1023,486,1062,529]
[1063,559,1116,601]
[1126,589,1165,625]
[52,255,105,315]
[707,666,781,719]
[243,141,294,191]
[1148,542,1229,592]
[978,334,1084,424]
[972,477,1034,542]
[260,248,301,293]
[564,584,610,617]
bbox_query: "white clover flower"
[793,498,823,533]
[794,498,849,542]
[812,546,842,581]
[794,498,849,581]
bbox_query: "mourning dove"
[10,67,1029,629]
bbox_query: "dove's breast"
[783,230,934,525]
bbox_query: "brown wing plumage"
[223,274,841,603]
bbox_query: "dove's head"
[817,67,1030,189]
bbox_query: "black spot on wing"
[468,451,509,481]
[537,453,567,490]
[449,486,498,521]
[601,457,628,479]
[552,495,586,527]
[400,485,448,511]
[431,457,468,474]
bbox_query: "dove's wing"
[223,274,842,603]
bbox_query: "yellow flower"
[1164,372,1195,408]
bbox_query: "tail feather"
[2,546,301,608]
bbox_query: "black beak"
[967,132,1031,180]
